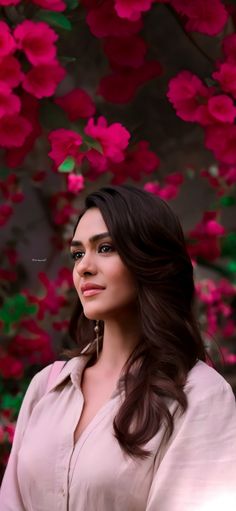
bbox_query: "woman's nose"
[76,252,96,276]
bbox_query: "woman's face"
[70,207,138,321]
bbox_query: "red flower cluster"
[169,0,228,36]
[196,278,236,342]
[168,29,236,171]
[84,0,162,103]
[0,19,65,151]
[187,211,225,262]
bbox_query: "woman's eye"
[99,244,114,253]
[70,244,113,261]
[70,251,83,261]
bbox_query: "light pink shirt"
[0,345,236,511]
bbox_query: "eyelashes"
[70,244,114,261]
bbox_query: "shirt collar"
[48,341,126,399]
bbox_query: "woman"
[1,184,236,511]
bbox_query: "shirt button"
[61,488,66,497]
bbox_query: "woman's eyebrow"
[70,231,111,249]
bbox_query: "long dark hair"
[62,184,208,460]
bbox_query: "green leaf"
[227,261,236,274]
[58,156,75,173]
[0,167,11,179]
[35,10,72,31]
[65,0,79,9]
[220,196,236,207]
[221,232,236,257]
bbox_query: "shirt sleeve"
[0,365,51,511]
[146,381,236,511]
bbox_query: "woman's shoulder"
[185,359,234,402]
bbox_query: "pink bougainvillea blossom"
[0,174,24,203]
[0,115,32,148]
[50,191,77,225]
[23,272,67,321]
[14,21,58,66]
[197,95,236,125]
[5,92,42,168]
[106,141,160,184]
[0,203,13,226]
[171,0,228,36]
[22,61,66,98]
[99,60,161,103]
[144,172,184,200]
[55,88,95,121]
[0,83,21,119]
[167,70,211,122]
[85,116,130,162]
[115,0,155,20]
[187,212,225,261]
[98,69,139,103]
[103,35,147,69]
[0,21,16,58]
[205,124,236,165]
[86,149,108,177]
[0,55,23,88]
[0,354,23,379]
[191,211,225,237]
[32,0,66,11]
[213,62,236,98]
[219,164,236,185]
[86,0,142,38]
[67,173,85,193]
[222,34,236,63]
[48,129,84,167]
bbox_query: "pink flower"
[114,0,155,21]
[205,124,236,165]
[171,0,228,36]
[50,191,77,225]
[86,0,142,38]
[144,173,183,200]
[198,95,236,125]
[85,150,108,177]
[14,21,58,66]
[0,83,21,119]
[55,88,95,121]
[167,71,210,121]
[103,35,147,68]
[98,61,161,103]
[24,273,67,321]
[108,141,159,184]
[0,0,20,4]
[221,347,236,364]
[0,203,13,226]
[0,354,23,379]
[187,212,225,261]
[5,92,41,168]
[48,129,84,167]
[0,21,16,58]
[67,173,85,193]
[0,115,31,148]
[22,61,66,98]
[219,164,236,185]
[32,0,66,11]
[0,55,23,88]
[192,211,225,237]
[213,62,236,98]
[85,116,130,162]
[222,34,236,63]
[98,69,139,103]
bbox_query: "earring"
[94,320,100,360]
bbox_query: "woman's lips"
[83,289,104,297]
